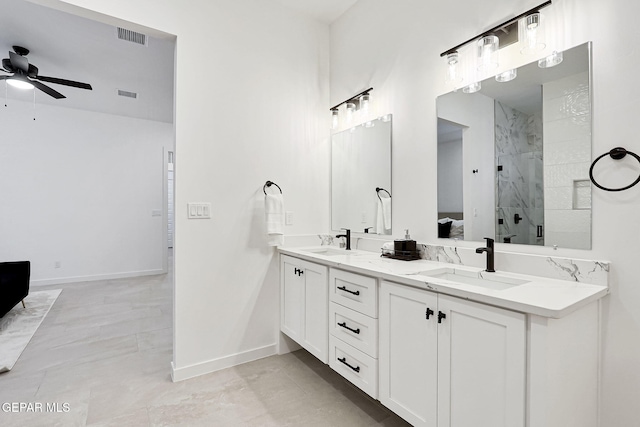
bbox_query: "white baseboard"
[30,269,166,286]
[171,344,277,382]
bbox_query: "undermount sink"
[416,268,530,291]
[303,247,349,256]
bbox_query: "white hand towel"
[265,193,284,246]
[381,196,392,230]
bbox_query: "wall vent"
[117,27,147,46]
[117,89,138,99]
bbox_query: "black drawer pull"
[438,311,446,324]
[426,308,434,320]
[337,357,360,373]
[338,322,360,334]
[337,286,360,296]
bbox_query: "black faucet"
[475,237,495,272]
[335,228,351,250]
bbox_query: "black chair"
[0,261,30,318]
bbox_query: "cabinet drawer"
[330,269,378,318]
[329,335,378,399]
[329,302,378,358]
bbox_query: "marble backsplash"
[279,235,609,287]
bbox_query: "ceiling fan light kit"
[0,45,93,100]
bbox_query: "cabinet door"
[437,295,526,427]
[302,261,329,363]
[379,281,438,427]
[281,256,305,343]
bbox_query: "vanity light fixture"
[495,68,517,82]
[477,35,499,71]
[520,12,546,54]
[445,52,463,83]
[441,1,552,84]
[538,50,563,68]
[329,87,374,129]
[331,108,339,129]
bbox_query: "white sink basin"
[416,268,529,291]
[302,247,349,256]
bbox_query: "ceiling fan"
[0,46,92,99]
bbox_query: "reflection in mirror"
[437,42,592,249]
[332,115,392,234]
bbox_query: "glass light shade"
[331,109,339,129]
[462,82,481,93]
[538,51,563,68]
[7,78,34,90]
[445,52,464,83]
[345,102,356,123]
[359,94,370,116]
[520,12,546,54]
[477,35,499,71]
[495,69,517,82]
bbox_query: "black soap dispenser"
[395,229,417,253]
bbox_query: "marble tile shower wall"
[543,71,592,249]
[495,100,544,246]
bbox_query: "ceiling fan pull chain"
[33,89,36,121]
[4,80,7,108]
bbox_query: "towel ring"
[589,147,640,192]
[376,187,391,201]
[263,180,282,195]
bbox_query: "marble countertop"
[279,246,609,319]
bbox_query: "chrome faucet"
[335,228,351,250]
[475,237,495,272]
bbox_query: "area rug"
[0,289,61,373]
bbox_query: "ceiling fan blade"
[31,80,66,99]
[36,75,92,90]
[9,51,29,73]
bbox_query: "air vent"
[117,89,138,99]
[117,27,147,46]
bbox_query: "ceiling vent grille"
[117,27,147,46]
[117,89,138,99]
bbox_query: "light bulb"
[7,78,34,90]
[520,12,546,54]
[495,69,517,82]
[538,51,563,68]
[462,82,481,94]
[359,94,370,116]
[446,52,463,83]
[331,109,339,129]
[345,102,356,123]
[477,35,499,71]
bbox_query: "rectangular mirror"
[437,42,592,249]
[332,115,392,234]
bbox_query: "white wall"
[437,137,463,213]
[331,0,640,425]
[32,0,331,378]
[0,99,172,284]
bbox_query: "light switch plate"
[188,203,212,219]
[285,211,294,225]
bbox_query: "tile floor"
[0,264,410,426]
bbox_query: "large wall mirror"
[332,115,392,234]
[436,42,592,249]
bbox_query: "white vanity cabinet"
[280,255,329,363]
[379,280,526,427]
[328,268,379,398]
